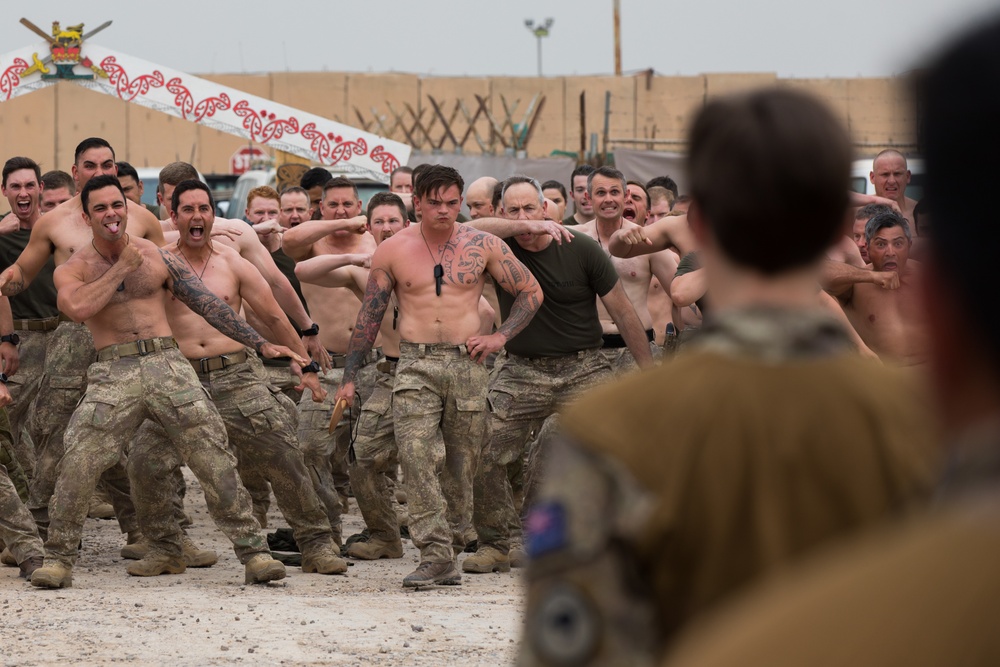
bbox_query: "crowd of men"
[2,16,995,661]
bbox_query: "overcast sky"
[1,0,996,79]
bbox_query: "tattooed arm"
[0,217,58,295]
[159,248,305,363]
[334,266,394,406]
[466,237,543,363]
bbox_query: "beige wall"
[0,71,917,179]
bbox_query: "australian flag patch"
[525,501,568,558]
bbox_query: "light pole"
[524,18,554,77]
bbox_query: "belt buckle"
[136,339,150,356]
[199,357,211,373]
[219,354,230,369]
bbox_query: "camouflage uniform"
[128,352,338,554]
[599,330,659,376]
[5,323,54,478]
[520,308,941,666]
[0,407,43,564]
[27,321,137,539]
[474,348,613,555]
[351,357,402,544]
[44,338,268,568]
[297,351,378,529]
[394,342,489,564]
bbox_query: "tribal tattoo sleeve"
[489,239,542,341]
[159,248,268,353]
[343,267,394,384]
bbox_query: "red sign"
[230,146,266,175]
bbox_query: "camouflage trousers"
[351,358,402,543]
[297,356,377,531]
[45,343,267,567]
[239,354,303,523]
[27,322,136,539]
[474,348,613,552]
[129,356,336,555]
[5,327,51,478]
[600,330,660,376]
[394,342,489,564]
[0,407,43,564]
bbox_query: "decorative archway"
[0,19,411,182]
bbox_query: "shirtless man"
[38,171,74,214]
[282,176,377,530]
[851,203,895,264]
[31,175,295,589]
[244,185,282,253]
[828,210,927,365]
[575,166,677,372]
[623,180,649,226]
[647,186,674,224]
[0,138,166,544]
[871,149,919,226]
[541,180,567,222]
[334,165,543,588]
[124,180,346,577]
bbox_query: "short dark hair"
[912,198,929,236]
[300,167,332,191]
[390,166,413,181]
[115,161,139,182]
[74,138,115,165]
[413,165,464,200]
[171,179,215,214]
[411,163,431,194]
[688,88,850,275]
[541,180,567,201]
[41,170,75,194]
[587,166,626,195]
[2,157,41,188]
[646,175,679,197]
[864,210,911,246]
[492,181,504,211]
[280,185,309,200]
[322,176,359,199]
[366,191,407,221]
[81,174,125,214]
[854,203,894,221]
[570,164,595,183]
[626,180,650,208]
[158,162,199,193]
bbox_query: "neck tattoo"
[92,233,130,292]
[178,247,214,282]
[596,220,624,253]
[419,227,450,297]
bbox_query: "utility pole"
[613,0,622,75]
[524,18,554,77]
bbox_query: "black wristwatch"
[0,372,7,384]
[0,333,19,346]
[301,361,321,374]
[301,323,320,337]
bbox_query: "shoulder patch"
[526,501,568,558]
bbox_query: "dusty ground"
[1,472,524,666]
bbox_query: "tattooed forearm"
[1,279,24,297]
[343,268,394,384]
[160,249,268,352]
[497,289,541,341]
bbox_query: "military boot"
[30,561,73,588]
[182,536,218,568]
[402,560,461,588]
[301,546,348,574]
[0,547,16,567]
[244,553,286,584]
[347,537,403,560]
[462,545,511,574]
[126,553,186,577]
[509,544,528,569]
[120,532,149,560]
[19,555,44,580]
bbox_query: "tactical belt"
[376,356,399,374]
[327,348,381,369]
[601,329,655,349]
[97,336,178,361]
[191,350,249,374]
[13,316,62,332]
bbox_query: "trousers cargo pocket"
[357,390,392,439]
[456,396,488,439]
[237,395,283,435]
[170,387,212,428]
[87,397,119,429]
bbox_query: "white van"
[229,168,386,222]
[135,167,209,218]
[850,157,925,201]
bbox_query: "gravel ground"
[1,471,525,666]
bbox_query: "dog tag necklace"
[419,228,450,296]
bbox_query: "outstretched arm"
[335,266,394,406]
[0,219,56,295]
[466,217,573,244]
[159,249,305,363]
[281,217,367,260]
[609,214,695,259]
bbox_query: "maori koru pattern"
[1,58,30,100]
[90,56,400,171]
